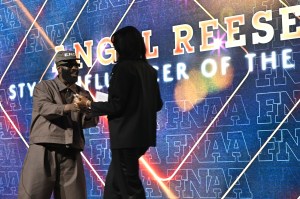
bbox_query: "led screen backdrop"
[0,0,299,198]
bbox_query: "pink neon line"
[0,0,49,85]
[138,0,251,182]
[0,1,48,149]
[140,71,251,181]
[0,103,29,148]
[1,0,255,190]
[0,0,107,187]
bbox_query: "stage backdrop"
[0,0,299,198]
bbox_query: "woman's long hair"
[112,26,147,62]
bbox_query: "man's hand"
[74,94,91,109]
[64,103,80,112]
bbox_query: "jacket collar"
[54,77,78,93]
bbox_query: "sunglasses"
[60,63,80,68]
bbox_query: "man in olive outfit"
[18,50,98,199]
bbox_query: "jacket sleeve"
[90,64,132,116]
[155,70,163,111]
[81,90,99,128]
[33,81,65,120]
[156,84,163,111]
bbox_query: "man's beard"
[61,68,78,84]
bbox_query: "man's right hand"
[73,94,91,109]
[64,103,80,112]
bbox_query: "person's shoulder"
[33,79,57,93]
[115,60,155,74]
[115,60,133,67]
[118,60,151,67]
[114,61,133,72]
[36,79,55,87]
[141,62,156,73]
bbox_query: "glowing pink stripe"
[0,0,49,85]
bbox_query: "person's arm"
[155,70,163,111]
[33,81,78,120]
[96,65,132,115]
[77,64,132,116]
[156,85,163,111]
[79,91,99,128]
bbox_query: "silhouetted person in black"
[75,26,163,199]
